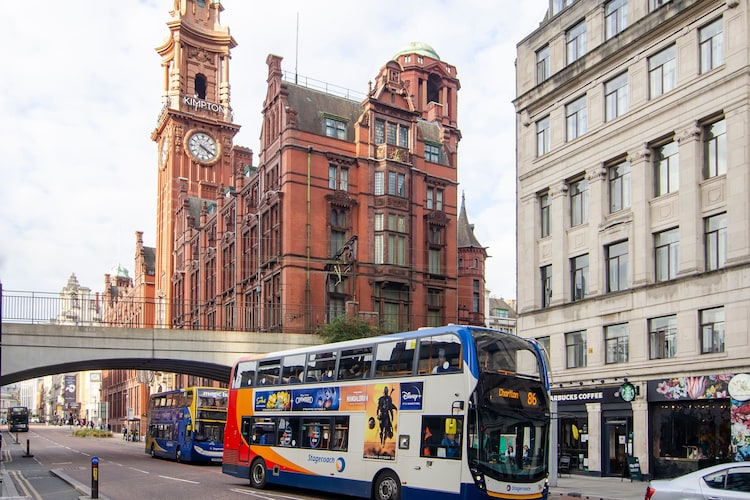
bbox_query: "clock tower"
[151,0,248,326]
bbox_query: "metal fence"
[1,288,483,334]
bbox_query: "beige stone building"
[515,0,750,479]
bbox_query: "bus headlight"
[470,467,486,491]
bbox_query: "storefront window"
[559,417,588,471]
[650,400,730,478]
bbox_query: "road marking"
[158,475,199,484]
[52,462,73,465]
[228,489,312,500]
[9,470,43,500]
[129,467,150,474]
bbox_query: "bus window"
[277,418,299,447]
[252,419,276,445]
[306,351,337,382]
[257,359,281,385]
[375,339,415,377]
[338,346,373,380]
[282,354,306,383]
[233,360,257,388]
[301,419,331,450]
[418,334,463,374]
[421,416,463,459]
[332,417,349,451]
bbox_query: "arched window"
[195,74,207,99]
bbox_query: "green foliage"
[316,316,383,343]
[72,428,113,438]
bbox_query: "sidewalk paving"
[550,473,647,500]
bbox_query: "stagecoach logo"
[399,382,423,410]
[336,457,346,473]
[505,484,532,493]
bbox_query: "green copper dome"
[112,264,130,278]
[393,42,440,61]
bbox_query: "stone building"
[515,0,750,479]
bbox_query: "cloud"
[0,0,547,301]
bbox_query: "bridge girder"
[1,323,322,386]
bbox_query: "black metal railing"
[0,289,471,334]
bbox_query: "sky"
[0,0,548,302]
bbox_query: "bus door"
[239,417,253,465]
[412,416,465,494]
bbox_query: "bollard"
[22,438,34,458]
[91,456,99,499]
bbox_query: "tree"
[316,316,383,343]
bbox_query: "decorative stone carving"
[677,125,701,144]
[628,145,651,163]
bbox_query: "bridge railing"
[1,289,482,333]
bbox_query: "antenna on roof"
[295,12,299,84]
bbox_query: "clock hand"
[200,144,213,155]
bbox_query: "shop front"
[646,373,750,479]
[551,384,633,476]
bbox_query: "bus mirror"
[445,418,458,435]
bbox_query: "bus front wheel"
[175,447,182,463]
[250,458,268,489]
[373,470,401,500]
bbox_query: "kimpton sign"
[183,95,226,115]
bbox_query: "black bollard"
[91,456,99,499]
[22,438,34,458]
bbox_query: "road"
[1,424,359,499]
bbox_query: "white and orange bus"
[222,325,551,500]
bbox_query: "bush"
[316,316,383,343]
[73,428,113,438]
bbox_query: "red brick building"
[151,1,470,334]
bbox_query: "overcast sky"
[0,0,548,302]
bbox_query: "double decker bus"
[8,406,29,432]
[145,386,228,463]
[222,325,551,500]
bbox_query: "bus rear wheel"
[175,447,182,463]
[373,470,401,500]
[150,444,156,458]
[250,458,268,489]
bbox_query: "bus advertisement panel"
[222,325,551,500]
[145,387,228,463]
[8,406,29,432]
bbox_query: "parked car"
[29,417,40,423]
[645,462,750,499]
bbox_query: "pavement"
[2,431,647,500]
[549,474,647,500]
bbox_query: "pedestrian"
[123,427,128,441]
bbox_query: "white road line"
[129,467,150,474]
[157,475,199,484]
[228,489,312,500]
[9,470,42,500]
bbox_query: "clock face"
[186,131,220,165]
